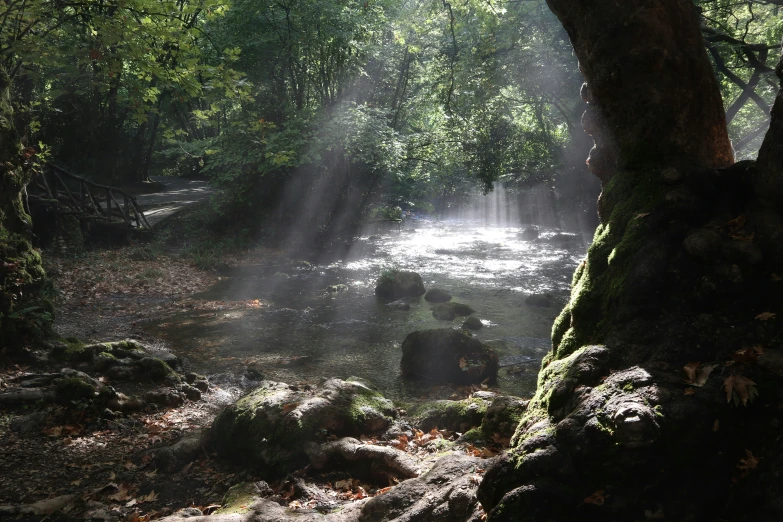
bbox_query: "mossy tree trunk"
[0,64,53,349]
[478,1,783,520]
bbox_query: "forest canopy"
[0,0,781,226]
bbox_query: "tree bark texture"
[478,2,783,521]
[555,0,733,185]
[0,65,53,348]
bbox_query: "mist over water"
[145,198,594,400]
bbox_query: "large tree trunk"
[0,65,53,349]
[478,1,783,520]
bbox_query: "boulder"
[431,302,474,320]
[410,397,491,432]
[462,317,483,330]
[525,294,554,308]
[520,226,540,241]
[400,329,499,385]
[424,288,452,303]
[479,396,528,441]
[210,378,397,473]
[374,270,425,301]
[534,232,581,245]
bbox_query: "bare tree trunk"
[478,2,783,521]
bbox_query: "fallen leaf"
[683,388,695,396]
[683,362,716,386]
[125,499,138,508]
[723,375,758,406]
[124,460,137,471]
[737,450,759,472]
[139,491,158,503]
[733,346,764,364]
[726,214,747,230]
[771,273,782,282]
[108,485,133,502]
[144,470,157,478]
[583,490,608,506]
[712,420,720,432]
[635,212,650,219]
[281,402,299,415]
[755,312,776,321]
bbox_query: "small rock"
[193,379,210,392]
[10,411,48,435]
[424,288,452,303]
[684,229,722,261]
[375,270,426,301]
[520,226,539,241]
[432,302,474,320]
[462,316,483,330]
[181,383,202,401]
[525,294,553,308]
[144,389,185,408]
[326,284,348,293]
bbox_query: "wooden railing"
[29,163,151,231]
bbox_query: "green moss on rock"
[55,377,96,403]
[410,398,489,432]
[375,269,425,301]
[210,379,397,474]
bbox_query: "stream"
[145,219,591,400]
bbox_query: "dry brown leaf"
[723,375,758,406]
[108,485,133,502]
[683,388,695,396]
[281,402,299,415]
[635,212,650,219]
[755,312,776,321]
[726,214,747,230]
[683,362,715,386]
[123,460,137,471]
[583,490,608,506]
[737,450,759,472]
[139,491,158,503]
[733,346,764,364]
[771,273,782,282]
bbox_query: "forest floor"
[1,206,500,520]
[0,204,290,519]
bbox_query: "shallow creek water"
[145,220,590,400]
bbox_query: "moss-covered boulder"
[210,378,397,473]
[480,396,528,441]
[431,302,475,320]
[410,397,491,432]
[375,269,425,301]
[400,329,499,385]
[424,288,452,303]
[54,377,96,403]
[462,316,483,330]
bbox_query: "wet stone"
[400,329,498,385]
[424,288,452,303]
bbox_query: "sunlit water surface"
[145,220,590,400]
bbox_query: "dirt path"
[129,177,213,228]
